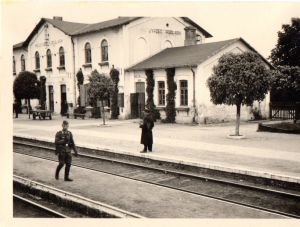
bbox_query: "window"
[21,55,25,71]
[85,42,92,63]
[13,56,16,73]
[163,40,173,49]
[46,49,52,68]
[59,47,65,66]
[118,93,124,107]
[158,81,165,106]
[101,39,108,62]
[35,52,40,69]
[180,80,188,106]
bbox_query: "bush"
[165,68,177,123]
[110,68,120,119]
[250,107,262,120]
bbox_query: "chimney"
[184,26,197,46]
[53,16,63,21]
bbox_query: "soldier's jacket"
[55,130,77,154]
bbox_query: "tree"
[270,66,300,103]
[270,18,300,67]
[76,68,84,107]
[145,69,160,121]
[165,68,177,123]
[110,68,120,119]
[207,52,271,136]
[13,71,40,118]
[87,70,114,125]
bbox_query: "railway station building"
[13,16,271,123]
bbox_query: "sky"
[2,1,300,59]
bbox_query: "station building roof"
[126,38,273,71]
[13,17,212,50]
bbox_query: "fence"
[269,102,300,122]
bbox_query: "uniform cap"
[62,120,69,125]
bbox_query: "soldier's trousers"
[143,144,152,151]
[55,152,72,179]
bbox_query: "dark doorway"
[130,82,145,118]
[130,93,145,119]
[60,85,67,115]
[48,85,54,112]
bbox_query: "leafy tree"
[110,68,120,119]
[13,71,40,118]
[145,69,160,121]
[39,76,47,109]
[270,18,300,67]
[165,68,177,123]
[76,68,84,107]
[270,65,300,103]
[87,70,114,125]
[207,52,271,136]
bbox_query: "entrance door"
[60,85,67,115]
[130,82,145,118]
[48,86,54,112]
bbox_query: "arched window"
[101,39,108,62]
[21,55,25,71]
[13,56,16,73]
[163,40,173,49]
[85,42,92,63]
[134,37,147,62]
[46,49,52,68]
[35,51,40,69]
[59,47,65,66]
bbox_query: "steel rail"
[13,140,300,198]
[14,140,300,219]
[14,175,144,218]
[13,194,69,218]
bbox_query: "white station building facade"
[13,16,271,123]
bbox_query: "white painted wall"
[125,17,201,67]
[124,40,271,123]
[13,48,28,76]
[74,27,123,79]
[14,17,199,116]
[12,48,36,109]
[13,21,76,113]
[196,40,270,123]
[121,17,207,120]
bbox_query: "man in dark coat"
[140,109,154,153]
[55,120,78,181]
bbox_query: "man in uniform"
[55,120,78,181]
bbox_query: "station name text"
[149,29,181,35]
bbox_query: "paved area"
[13,153,284,218]
[13,114,300,183]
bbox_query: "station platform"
[13,114,300,185]
[13,152,284,218]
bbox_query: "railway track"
[13,194,68,218]
[14,139,300,218]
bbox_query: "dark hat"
[62,120,69,125]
